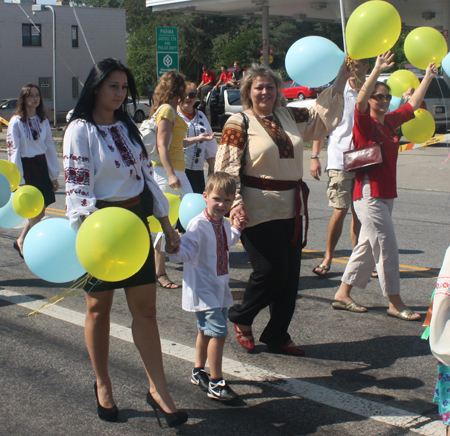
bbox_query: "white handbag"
[139,104,174,163]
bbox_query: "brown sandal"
[156,274,181,289]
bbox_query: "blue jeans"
[196,308,229,338]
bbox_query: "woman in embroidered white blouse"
[177,81,217,194]
[63,59,187,427]
[7,83,60,259]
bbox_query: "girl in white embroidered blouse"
[63,58,187,427]
[7,83,60,259]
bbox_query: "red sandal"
[233,323,255,351]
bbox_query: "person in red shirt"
[214,65,232,89]
[197,65,216,110]
[333,51,437,321]
[213,65,233,104]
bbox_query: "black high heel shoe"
[146,392,188,428]
[94,382,119,422]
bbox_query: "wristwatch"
[311,154,320,159]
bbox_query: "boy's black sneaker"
[207,380,239,402]
[191,369,210,392]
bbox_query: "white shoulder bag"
[139,104,175,163]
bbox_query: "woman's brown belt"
[96,195,141,209]
[242,175,309,247]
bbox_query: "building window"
[72,25,79,48]
[39,78,52,100]
[72,77,80,99]
[22,24,41,47]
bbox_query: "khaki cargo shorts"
[327,169,356,209]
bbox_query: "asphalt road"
[1,149,449,435]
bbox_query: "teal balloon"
[285,36,345,88]
[23,218,86,283]
[389,95,402,113]
[0,192,24,229]
[179,193,205,229]
[0,173,11,208]
[442,52,450,77]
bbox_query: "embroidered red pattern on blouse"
[291,108,310,123]
[108,126,136,168]
[260,115,294,159]
[220,128,247,150]
[204,209,229,276]
[65,168,90,186]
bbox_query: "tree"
[72,0,410,95]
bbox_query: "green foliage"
[74,1,409,95]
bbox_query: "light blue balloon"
[23,218,86,283]
[389,95,402,113]
[0,173,11,208]
[442,52,450,78]
[0,192,24,229]
[179,193,205,229]
[285,36,346,88]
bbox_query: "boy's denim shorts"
[196,308,229,338]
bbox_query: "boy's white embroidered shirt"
[167,210,240,312]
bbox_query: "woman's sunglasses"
[186,92,197,99]
[370,93,392,102]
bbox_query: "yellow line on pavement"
[46,207,66,217]
[302,248,438,278]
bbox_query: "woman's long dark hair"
[15,83,47,123]
[68,58,146,156]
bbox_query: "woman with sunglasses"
[150,71,193,289]
[177,82,217,194]
[333,51,437,320]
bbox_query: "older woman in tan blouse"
[215,62,351,356]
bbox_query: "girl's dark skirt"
[21,154,55,207]
[82,191,156,293]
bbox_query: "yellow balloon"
[404,27,447,70]
[76,207,150,282]
[12,185,44,218]
[386,70,420,98]
[402,109,435,144]
[346,0,401,60]
[0,160,21,191]
[148,192,181,232]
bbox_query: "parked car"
[0,98,18,121]
[283,81,322,100]
[204,88,317,132]
[204,88,243,131]
[378,75,450,133]
[66,97,151,123]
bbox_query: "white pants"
[153,166,193,197]
[341,181,400,296]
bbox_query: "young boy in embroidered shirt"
[166,172,246,402]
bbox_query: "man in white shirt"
[310,59,370,277]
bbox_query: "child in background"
[430,247,450,436]
[166,172,246,402]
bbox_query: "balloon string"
[27,274,92,317]
[347,57,364,91]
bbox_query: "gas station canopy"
[146,0,448,30]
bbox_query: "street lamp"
[31,4,57,128]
